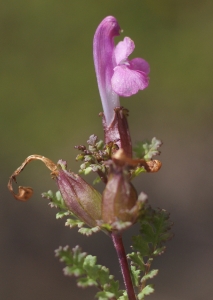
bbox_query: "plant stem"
[111,232,136,300]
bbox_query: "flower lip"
[114,37,135,65]
[111,36,150,97]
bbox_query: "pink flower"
[93,16,150,126]
[112,37,150,97]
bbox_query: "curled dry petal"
[8,155,58,201]
[112,149,162,172]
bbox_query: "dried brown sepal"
[146,160,162,172]
[8,155,58,201]
[112,149,162,172]
[11,186,34,201]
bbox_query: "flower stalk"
[111,232,136,300]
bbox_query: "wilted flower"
[8,155,102,228]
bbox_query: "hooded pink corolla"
[93,16,150,126]
[93,16,120,126]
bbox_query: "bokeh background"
[1,1,213,299]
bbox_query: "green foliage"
[65,218,85,228]
[75,134,124,184]
[138,285,155,299]
[75,134,110,181]
[117,291,128,300]
[93,176,102,185]
[42,190,100,236]
[55,245,125,300]
[128,206,173,299]
[133,137,162,161]
[42,190,68,210]
[78,226,100,236]
[130,166,147,180]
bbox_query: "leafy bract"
[128,205,173,299]
[134,137,162,160]
[55,245,124,300]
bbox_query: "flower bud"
[102,167,138,224]
[101,106,132,158]
[56,160,102,227]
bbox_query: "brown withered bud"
[102,165,138,224]
[8,156,101,228]
[101,107,132,158]
[56,160,102,227]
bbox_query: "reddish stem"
[111,232,136,300]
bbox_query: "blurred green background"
[1,1,213,299]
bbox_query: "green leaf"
[55,245,86,276]
[83,255,99,278]
[138,284,155,299]
[132,235,150,256]
[153,246,166,256]
[93,176,101,185]
[130,265,140,287]
[75,135,111,182]
[134,137,162,160]
[84,166,93,175]
[117,291,128,300]
[139,222,156,244]
[130,166,147,179]
[56,245,124,299]
[56,211,70,219]
[128,204,173,299]
[138,207,173,248]
[104,279,121,297]
[78,226,100,236]
[95,291,116,300]
[128,252,145,271]
[42,190,67,210]
[65,218,85,228]
[77,277,98,287]
[141,269,158,283]
[64,265,85,277]
[96,140,104,150]
[97,266,110,286]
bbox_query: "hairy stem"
[111,232,136,300]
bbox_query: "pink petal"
[114,37,135,65]
[93,16,121,126]
[129,58,150,74]
[111,65,149,97]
